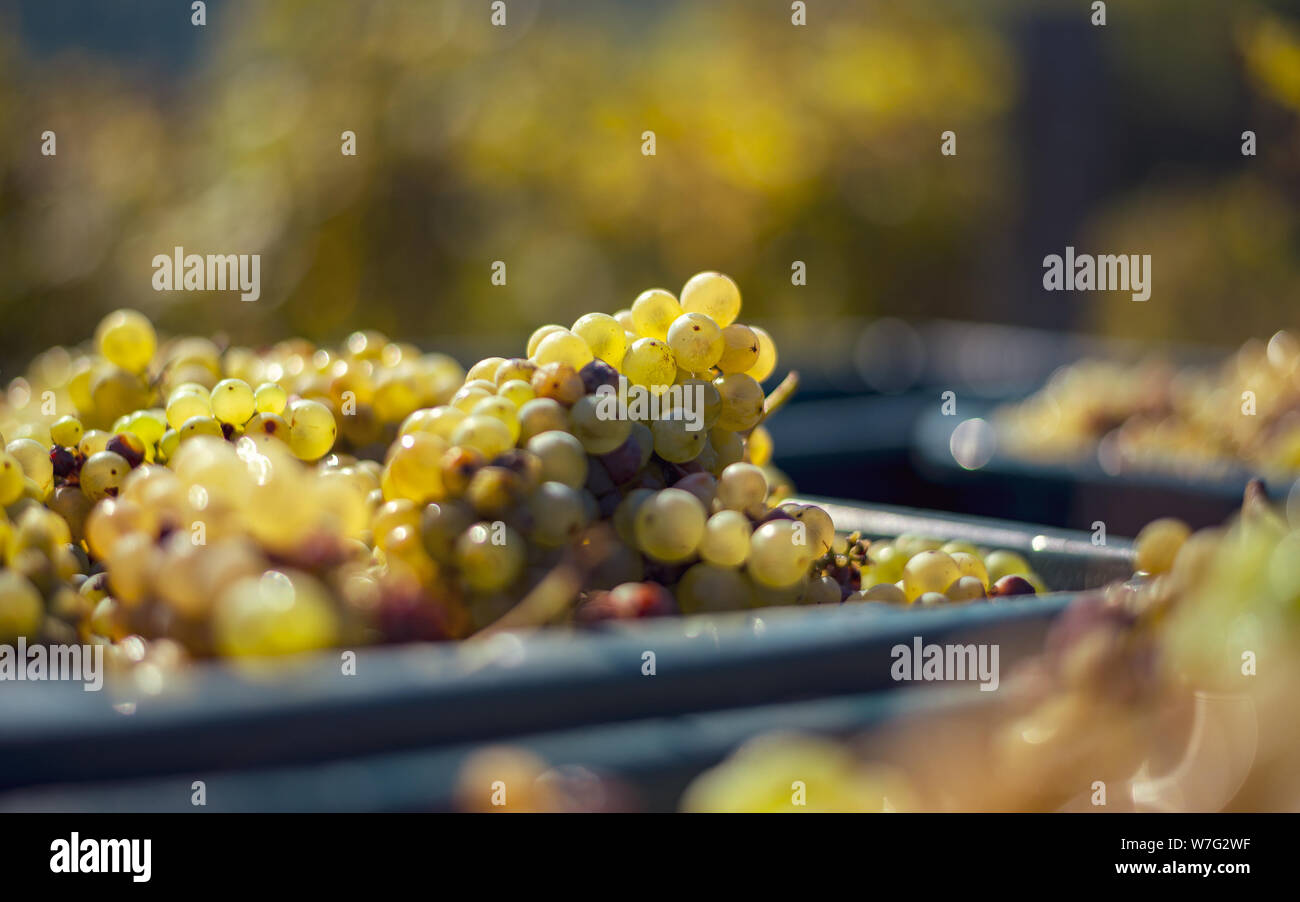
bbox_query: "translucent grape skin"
[287,399,338,461]
[651,417,706,463]
[80,451,131,501]
[748,520,816,589]
[211,378,257,425]
[572,313,628,368]
[747,325,778,383]
[95,308,157,373]
[901,551,962,603]
[634,488,706,563]
[455,522,526,592]
[680,272,742,327]
[527,430,588,489]
[716,462,767,517]
[527,482,589,548]
[699,509,752,567]
[533,329,595,370]
[630,289,684,341]
[713,373,765,431]
[666,313,725,372]
[623,338,677,392]
[676,563,752,614]
[717,324,760,374]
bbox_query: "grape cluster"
[0,273,1055,678]
[838,533,1047,605]
[996,330,1300,478]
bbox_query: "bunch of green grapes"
[835,534,1049,606]
[995,329,1300,480]
[369,272,846,627]
[0,310,467,471]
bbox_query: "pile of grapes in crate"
[995,330,1300,479]
[0,272,1054,678]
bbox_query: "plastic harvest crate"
[0,500,1133,794]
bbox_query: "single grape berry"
[580,359,620,394]
[49,446,79,479]
[990,575,1036,598]
[105,432,147,468]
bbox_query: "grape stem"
[757,370,798,425]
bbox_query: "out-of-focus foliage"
[0,0,1014,370]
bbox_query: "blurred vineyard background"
[1,0,1300,374]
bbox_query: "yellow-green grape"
[677,563,752,614]
[651,417,706,463]
[90,366,150,423]
[1135,517,1191,575]
[526,431,588,489]
[613,309,635,332]
[790,504,834,555]
[287,399,337,461]
[526,324,565,358]
[853,583,907,604]
[942,540,980,556]
[384,433,449,504]
[211,379,256,425]
[634,488,706,563]
[6,439,53,497]
[717,462,768,516]
[747,325,778,383]
[180,416,223,442]
[570,396,632,455]
[902,551,963,603]
[372,498,421,539]
[0,570,43,641]
[518,399,569,443]
[748,519,817,589]
[94,308,157,373]
[78,430,111,457]
[254,382,288,415]
[455,522,525,592]
[949,551,990,589]
[533,329,594,370]
[451,385,493,414]
[946,576,987,601]
[0,452,25,505]
[666,312,725,372]
[158,429,180,460]
[984,549,1032,582]
[467,356,506,383]
[244,412,289,445]
[711,428,745,472]
[747,424,773,466]
[166,385,212,429]
[717,324,761,374]
[713,373,765,432]
[494,358,538,387]
[451,414,514,460]
[497,379,536,408]
[572,313,628,369]
[405,405,465,441]
[50,416,84,448]
[471,396,522,444]
[214,570,340,657]
[699,509,752,568]
[622,338,677,392]
[80,451,131,501]
[526,482,588,547]
[630,288,684,341]
[124,410,167,446]
[680,272,742,327]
